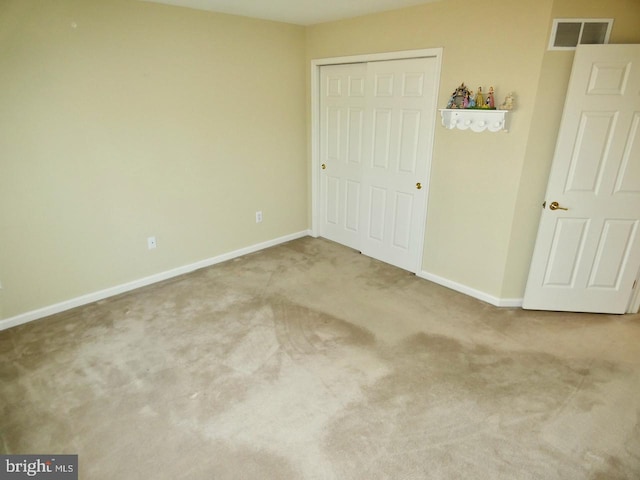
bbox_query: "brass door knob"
[416,182,422,190]
[549,201,568,211]
[321,163,326,170]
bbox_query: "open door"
[523,45,640,314]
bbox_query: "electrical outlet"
[147,236,157,249]
[255,211,263,223]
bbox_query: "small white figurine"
[500,92,515,110]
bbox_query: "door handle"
[416,182,422,190]
[549,201,568,211]
[321,163,326,170]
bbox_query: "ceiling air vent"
[548,18,613,51]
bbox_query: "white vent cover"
[548,18,613,51]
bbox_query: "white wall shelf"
[439,109,508,132]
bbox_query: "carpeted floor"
[1,237,639,479]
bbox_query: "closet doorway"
[312,50,442,273]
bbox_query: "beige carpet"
[1,237,639,479]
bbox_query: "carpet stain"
[272,298,376,355]
[324,332,639,479]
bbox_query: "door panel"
[325,175,340,225]
[347,108,364,164]
[372,109,392,168]
[523,45,640,313]
[588,220,637,288]
[542,218,589,287]
[368,186,387,241]
[345,180,360,232]
[615,113,640,193]
[398,110,420,172]
[564,112,615,193]
[392,192,413,250]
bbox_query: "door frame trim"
[310,48,443,273]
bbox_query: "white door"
[360,58,437,271]
[523,44,640,314]
[319,63,367,250]
[319,57,438,272]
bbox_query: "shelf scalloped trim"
[439,109,509,132]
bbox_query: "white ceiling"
[139,0,442,26]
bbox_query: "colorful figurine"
[487,86,495,108]
[475,87,484,108]
[447,83,469,108]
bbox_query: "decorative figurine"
[468,90,476,108]
[500,92,515,110]
[446,85,458,108]
[447,82,469,108]
[487,86,495,108]
[475,87,484,108]
[446,90,455,108]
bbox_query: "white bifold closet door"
[319,57,438,272]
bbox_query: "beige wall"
[307,0,640,301]
[307,0,554,299]
[2,0,639,320]
[503,0,640,298]
[0,0,306,319]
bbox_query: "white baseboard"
[0,230,311,332]
[418,270,523,308]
